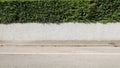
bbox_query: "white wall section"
[0,23,120,41]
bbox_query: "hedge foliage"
[0,0,120,24]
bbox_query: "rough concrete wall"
[0,23,120,41]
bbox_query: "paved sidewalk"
[0,40,120,47]
[0,41,120,68]
[0,47,120,68]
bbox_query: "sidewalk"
[0,47,120,68]
[0,40,120,47]
[0,40,120,68]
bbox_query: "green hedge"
[0,0,120,24]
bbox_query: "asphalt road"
[0,47,120,68]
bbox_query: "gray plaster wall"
[0,23,120,41]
